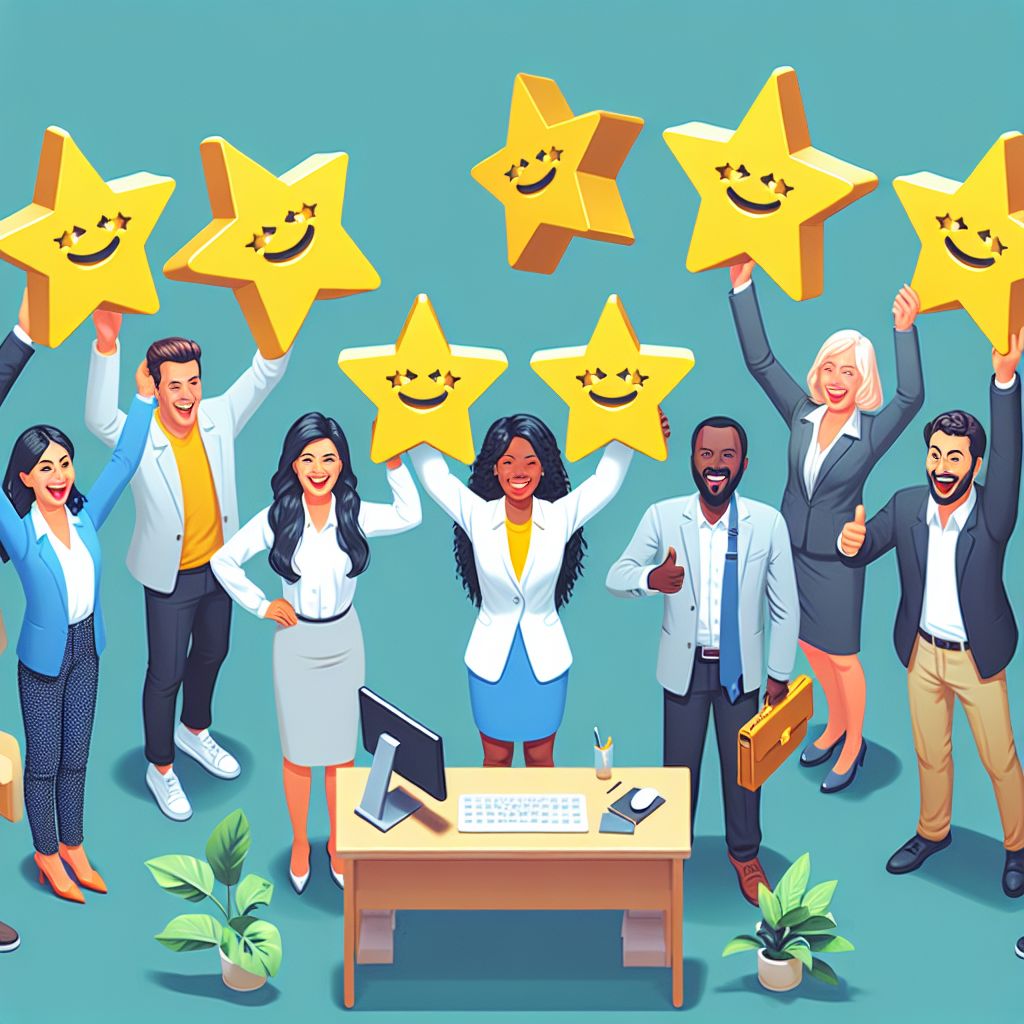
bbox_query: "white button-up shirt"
[211,465,421,620]
[696,509,729,647]
[919,489,976,643]
[802,404,862,498]
[31,504,95,625]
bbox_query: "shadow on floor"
[715,972,861,1003]
[147,970,279,1006]
[684,836,790,924]
[329,911,707,1011]
[270,838,344,917]
[791,738,903,801]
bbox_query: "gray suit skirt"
[791,548,864,656]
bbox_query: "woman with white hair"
[728,259,924,793]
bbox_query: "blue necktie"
[719,498,743,703]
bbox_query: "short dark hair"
[923,409,987,462]
[147,337,202,387]
[690,415,749,461]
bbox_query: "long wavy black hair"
[267,412,369,584]
[1,425,85,563]
[454,414,584,610]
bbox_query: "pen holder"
[595,742,613,780]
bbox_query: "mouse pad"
[609,787,666,825]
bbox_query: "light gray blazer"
[606,493,799,696]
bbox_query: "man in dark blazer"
[839,333,1024,898]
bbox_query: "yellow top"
[158,412,224,569]
[505,518,532,580]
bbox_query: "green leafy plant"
[722,852,853,985]
[145,808,282,980]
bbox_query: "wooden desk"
[335,766,691,1007]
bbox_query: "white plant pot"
[219,949,267,992]
[757,948,803,992]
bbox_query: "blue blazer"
[0,332,151,675]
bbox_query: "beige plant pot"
[757,948,803,992]
[219,949,267,992]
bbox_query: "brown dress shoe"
[728,852,770,906]
[0,920,20,952]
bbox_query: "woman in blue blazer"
[0,307,153,903]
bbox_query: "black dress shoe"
[886,832,952,874]
[1015,936,1024,959]
[1003,848,1024,898]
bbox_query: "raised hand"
[729,259,755,290]
[892,284,921,331]
[659,406,671,441]
[93,309,122,355]
[994,329,1024,384]
[264,598,298,628]
[649,546,685,594]
[839,504,867,557]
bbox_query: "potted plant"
[146,808,282,992]
[722,852,853,992]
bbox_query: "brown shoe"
[0,920,20,952]
[728,852,770,907]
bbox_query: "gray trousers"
[663,657,761,861]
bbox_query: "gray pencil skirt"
[271,608,364,767]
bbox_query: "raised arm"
[84,312,128,449]
[85,388,153,529]
[0,324,32,554]
[408,444,484,534]
[765,511,799,683]
[210,508,275,618]
[358,459,423,538]
[222,350,291,437]
[983,333,1023,541]
[554,441,633,537]
[605,503,666,598]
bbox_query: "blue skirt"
[467,627,569,742]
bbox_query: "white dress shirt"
[919,489,976,643]
[696,509,729,647]
[211,465,421,620]
[31,505,95,624]
[802,404,862,497]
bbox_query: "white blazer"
[409,442,633,683]
[84,338,290,594]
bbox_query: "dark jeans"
[18,616,100,855]
[142,563,232,765]
[663,657,761,862]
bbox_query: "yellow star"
[663,67,877,301]
[531,295,695,461]
[0,127,174,347]
[338,294,507,464]
[894,132,1024,355]
[472,73,644,274]
[164,138,380,358]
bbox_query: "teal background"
[0,0,1021,1020]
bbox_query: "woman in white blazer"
[410,413,665,767]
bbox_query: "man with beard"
[607,416,799,904]
[838,334,1024,898]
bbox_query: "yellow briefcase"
[737,675,814,792]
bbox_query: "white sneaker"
[146,764,193,821]
[174,724,241,780]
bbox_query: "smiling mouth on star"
[66,236,120,265]
[263,224,315,264]
[516,167,557,195]
[725,187,781,215]
[944,235,995,270]
[398,391,449,410]
[588,390,638,409]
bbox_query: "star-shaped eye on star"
[0,126,174,347]
[165,138,380,359]
[339,294,508,464]
[532,295,695,461]
[664,66,877,301]
[895,131,1024,355]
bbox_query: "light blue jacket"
[0,395,152,676]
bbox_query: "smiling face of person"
[292,437,342,502]
[156,359,202,434]
[19,441,76,513]
[925,430,981,506]
[493,435,543,503]
[691,424,747,508]
[816,344,862,414]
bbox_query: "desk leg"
[343,859,356,1008]
[671,859,683,1008]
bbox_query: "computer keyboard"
[458,793,589,833]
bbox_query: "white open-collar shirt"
[31,504,95,625]
[919,488,976,643]
[801,404,862,498]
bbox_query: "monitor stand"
[354,733,422,832]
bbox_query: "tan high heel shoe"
[35,851,85,904]
[59,843,108,894]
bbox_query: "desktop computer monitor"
[355,687,447,832]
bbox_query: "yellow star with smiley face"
[472,73,644,274]
[663,67,877,301]
[894,133,1024,355]
[0,126,174,347]
[338,294,508,464]
[531,296,695,461]
[165,138,380,358]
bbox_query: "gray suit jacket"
[730,282,924,555]
[606,493,799,696]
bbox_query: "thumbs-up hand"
[840,504,867,557]
[649,546,685,594]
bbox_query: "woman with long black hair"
[410,413,667,767]
[211,412,420,892]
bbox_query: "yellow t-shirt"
[505,518,532,580]
[158,412,224,570]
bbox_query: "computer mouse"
[630,787,660,812]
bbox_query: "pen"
[593,726,602,747]
[606,781,622,795]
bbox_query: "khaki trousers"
[908,636,1024,850]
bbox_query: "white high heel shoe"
[289,868,310,895]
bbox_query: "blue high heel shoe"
[799,731,846,768]
[820,740,867,794]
